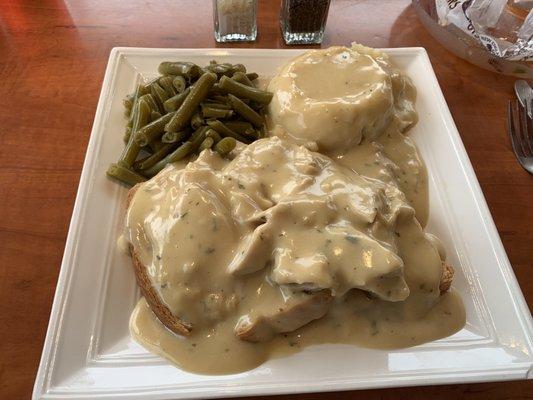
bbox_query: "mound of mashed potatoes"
[268,45,417,152]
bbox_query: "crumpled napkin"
[436,0,533,61]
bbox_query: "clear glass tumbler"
[280,0,331,44]
[213,0,258,42]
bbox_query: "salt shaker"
[213,0,258,42]
[280,0,331,44]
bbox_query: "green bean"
[136,143,176,170]
[206,62,232,77]
[244,128,259,139]
[163,87,190,113]
[165,72,217,133]
[134,98,152,130]
[134,111,176,147]
[249,101,265,112]
[149,140,166,153]
[162,130,188,144]
[119,98,151,166]
[191,111,204,129]
[172,76,186,93]
[233,63,246,74]
[206,119,252,144]
[233,127,258,140]
[123,127,132,144]
[246,72,259,81]
[232,71,254,87]
[127,83,151,120]
[259,124,268,139]
[206,61,246,77]
[227,94,264,128]
[132,155,149,171]
[199,136,215,152]
[111,63,267,186]
[201,105,233,119]
[190,126,210,148]
[139,93,161,113]
[127,84,143,128]
[150,82,169,111]
[206,129,222,143]
[208,83,224,96]
[158,61,201,80]
[224,120,254,134]
[123,94,134,106]
[123,95,133,116]
[150,110,162,121]
[168,141,194,164]
[144,142,193,176]
[218,75,273,104]
[138,83,152,96]
[214,137,237,156]
[159,75,177,97]
[202,101,231,110]
[208,94,229,104]
[106,163,146,186]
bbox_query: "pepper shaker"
[280,0,331,44]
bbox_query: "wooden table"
[0,0,531,398]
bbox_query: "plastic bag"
[436,0,533,61]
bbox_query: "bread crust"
[439,263,454,295]
[127,184,192,336]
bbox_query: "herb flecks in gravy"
[126,45,465,374]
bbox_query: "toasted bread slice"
[127,184,192,336]
[439,263,454,295]
[126,185,455,338]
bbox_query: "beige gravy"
[127,140,464,374]
[126,45,465,375]
[331,123,429,227]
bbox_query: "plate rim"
[33,46,533,400]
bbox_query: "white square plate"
[33,48,533,399]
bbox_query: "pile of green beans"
[106,60,273,186]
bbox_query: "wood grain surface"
[0,0,531,398]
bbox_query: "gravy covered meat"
[124,45,465,374]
